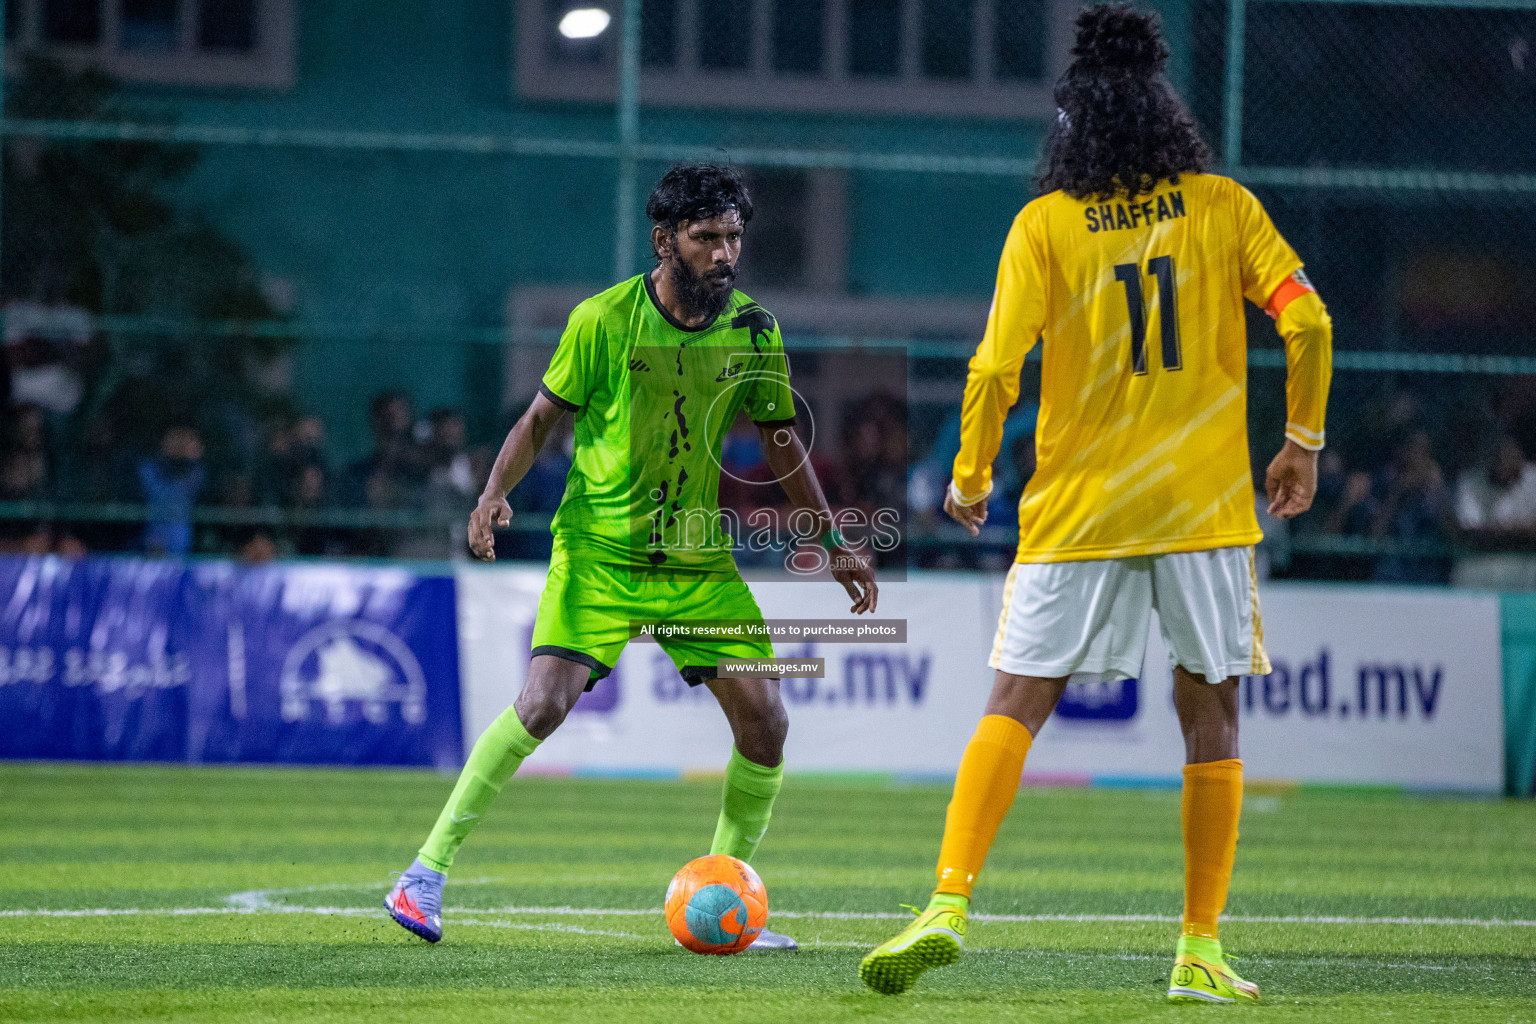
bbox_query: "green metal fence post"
[1223,0,1246,170]
[614,0,642,285]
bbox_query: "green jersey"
[539,273,795,576]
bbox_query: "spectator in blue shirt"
[138,425,206,556]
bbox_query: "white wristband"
[948,480,992,508]
[1285,423,1325,451]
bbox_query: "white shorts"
[989,546,1270,684]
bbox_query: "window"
[921,0,971,80]
[516,0,1066,118]
[121,0,178,52]
[43,0,98,44]
[641,0,677,68]
[197,0,256,52]
[697,0,752,71]
[847,0,900,77]
[772,0,822,75]
[5,0,293,87]
[995,0,1047,81]
[739,168,810,288]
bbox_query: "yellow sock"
[933,714,1032,899]
[1181,758,1243,939]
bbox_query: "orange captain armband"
[1265,268,1316,319]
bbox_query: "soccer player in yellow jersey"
[861,4,1332,1003]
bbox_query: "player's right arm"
[468,392,568,561]
[949,207,1048,535]
[469,302,602,561]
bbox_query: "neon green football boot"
[1167,935,1260,1004]
[858,898,967,995]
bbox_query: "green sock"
[1177,934,1225,960]
[708,748,784,863]
[418,706,541,873]
[926,892,970,915]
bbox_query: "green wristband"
[819,528,846,551]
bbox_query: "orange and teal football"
[664,854,768,955]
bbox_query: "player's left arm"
[745,325,877,614]
[1264,282,1332,519]
[760,423,877,614]
[1235,182,1334,520]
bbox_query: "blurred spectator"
[69,414,132,502]
[1354,388,1425,473]
[1370,429,1452,584]
[1452,436,1536,590]
[349,391,423,509]
[501,414,574,561]
[57,413,134,551]
[907,403,1038,518]
[989,430,1037,531]
[290,463,350,557]
[842,394,908,514]
[294,463,329,508]
[1,403,51,500]
[218,472,256,509]
[394,407,480,559]
[1285,450,1364,580]
[908,403,1036,569]
[3,301,93,419]
[237,531,278,564]
[424,407,476,504]
[0,523,84,556]
[138,425,206,556]
[717,418,772,516]
[259,413,328,506]
[1322,462,1377,537]
[838,394,909,570]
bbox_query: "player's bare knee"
[733,692,788,764]
[514,655,593,738]
[513,674,585,738]
[512,688,572,739]
[758,698,789,754]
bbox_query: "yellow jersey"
[953,173,1332,563]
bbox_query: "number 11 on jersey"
[1113,255,1182,376]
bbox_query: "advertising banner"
[1026,586,1504,791]
[185,564,463,768]
[0,558,195,761]
[456,567,1504,790]
[0,557,462,768]
[455,566,988,775]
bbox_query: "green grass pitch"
[2,763,1533,1023]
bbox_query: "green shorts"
[530,556,777,688]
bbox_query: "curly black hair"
[646,163,754,260]
[1038,4,1212,203]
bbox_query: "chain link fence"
[0,0,1531,583]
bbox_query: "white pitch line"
[453,916,650,941]
[0,905,381,919]
[6,904,1534,929]
[450,906,1536,929]
[0,903,1507,971]
[225,879,503,911]
[0,907,239,918]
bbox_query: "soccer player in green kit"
[386,164,879,950]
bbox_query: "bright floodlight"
[559,8,611,39]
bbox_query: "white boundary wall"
[455,567,1503,790]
